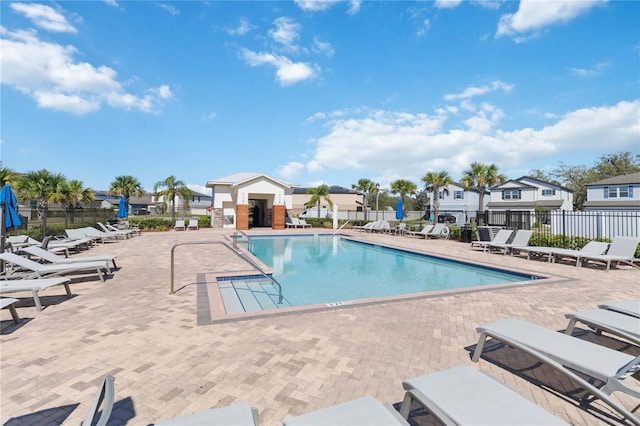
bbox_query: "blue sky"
[1,0,638,195]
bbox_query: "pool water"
[236,235,536,309]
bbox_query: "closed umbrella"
[1,184,22,269]
[395,198,404,221]
[117,196,128,219]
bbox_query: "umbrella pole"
[1,201,6,271]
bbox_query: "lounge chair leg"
[8,305,20,324]
[471,333,488,362]
[63,283,72,297]
[399,392,413,419]
[565,319,577,335]
[31,290,43,311]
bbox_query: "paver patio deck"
[1,227,638,425]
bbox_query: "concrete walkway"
[1,227,638,425]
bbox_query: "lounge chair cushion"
[283,397,408,425]
[152,402,258,425]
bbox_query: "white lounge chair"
[599,301,640,318]
[399,366,568,425]
[472,229,513,252]
[577,236,640,270]
[0,278,72,311]
[565,308,640,346]
[81,226,121,243]
[358,221,381,232]
[406,224,433,238]
[0,252,109,283]
[472,318,640,424]
[82,375,115,426]
[423,223,450,239]
[19,246,117,272]
[97,222,131,239]
[298,218,312,228]
[285,217,297,228]
[1,297,20,324]
[516,241,609,264]
[187,219,199,230]
[487,230,534,255]
[283,396,408,425]
[153,402,259,425]
[174,220,186,231]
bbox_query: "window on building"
[439,191,445,199]
[502,189,521,200]
[618,186,629,198]
[541,189,555,196]
[454,191,464,200]
[608,186,618,198]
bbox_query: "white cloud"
[304,100,639,183]
[277,161,305,180]
[435,0,463,9]
[294,0,341,12]
[497,0,606,39]
[10,3,77,33]
[416,19,430,36]
[103,0,119,7]
[347,0,361,15]
[444,80,514,101]
[158,3,180,15]
[240,48,318,86]
[569,61,610,77]
[312,37,334,57]
[187,184,209,195]
[0,27,172,114]
[269,17,301,52]
[203,112,217,120]
[227,17,254,36]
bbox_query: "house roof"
[491,176,572,193]
[293,185,359,195]
[583,200,640,208]
[206,172,297,189]
[587,172,640,186]
[486,200,565,209]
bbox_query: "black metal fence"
[14,208,116,232]
[474,210,639,239]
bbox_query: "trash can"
[461,226,473,243]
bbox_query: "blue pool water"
[238,235,536,308]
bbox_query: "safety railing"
[169,240,282,303]
[333,220,350,235]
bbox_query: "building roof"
[583,200,640,208]
[491,176,572,193]
[293,185,359,195]
[486,200,565,209]
[587,172,640,186]
[206,172,297,189]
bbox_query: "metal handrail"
[170,240,282,304]
[231,230,249,250]
[334,220,350,235]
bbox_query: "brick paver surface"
[1,227,638,425]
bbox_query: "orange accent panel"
[272,205,285,230]
[236,204,249,230]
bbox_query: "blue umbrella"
[117,196,128,218]
[395,198,404,220]
[1,185,21,230]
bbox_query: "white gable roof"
[206,172,297,189]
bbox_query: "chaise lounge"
[0,252,110,283]
[399,365,568,425]
[577,236,640,270]
[20,246,117,272]
[565,308,640,346]
[472,318,640,424]
[0,278,72,311]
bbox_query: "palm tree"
[0,162,19,186]
[389,179,417,217]
[109,175,145,216]
[351,178,379,220]
[305,184,333,218]
[460,162,506,213]
[63,180,94,223]
[422,171,453,222]
[154,175,193,220]
[15,169,67,237]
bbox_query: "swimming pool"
[218,235,538,313]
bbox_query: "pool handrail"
[333,220,350,235]
[170,240,282,304]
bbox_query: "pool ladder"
[169,239,283,304]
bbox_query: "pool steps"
[220,279,292,314]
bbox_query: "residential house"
[583,172,640,211]
[206,172,297,230]
[160,190,213,216]
[431,183,490,224]
[292,185,361,216]
[487,176,574,212]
